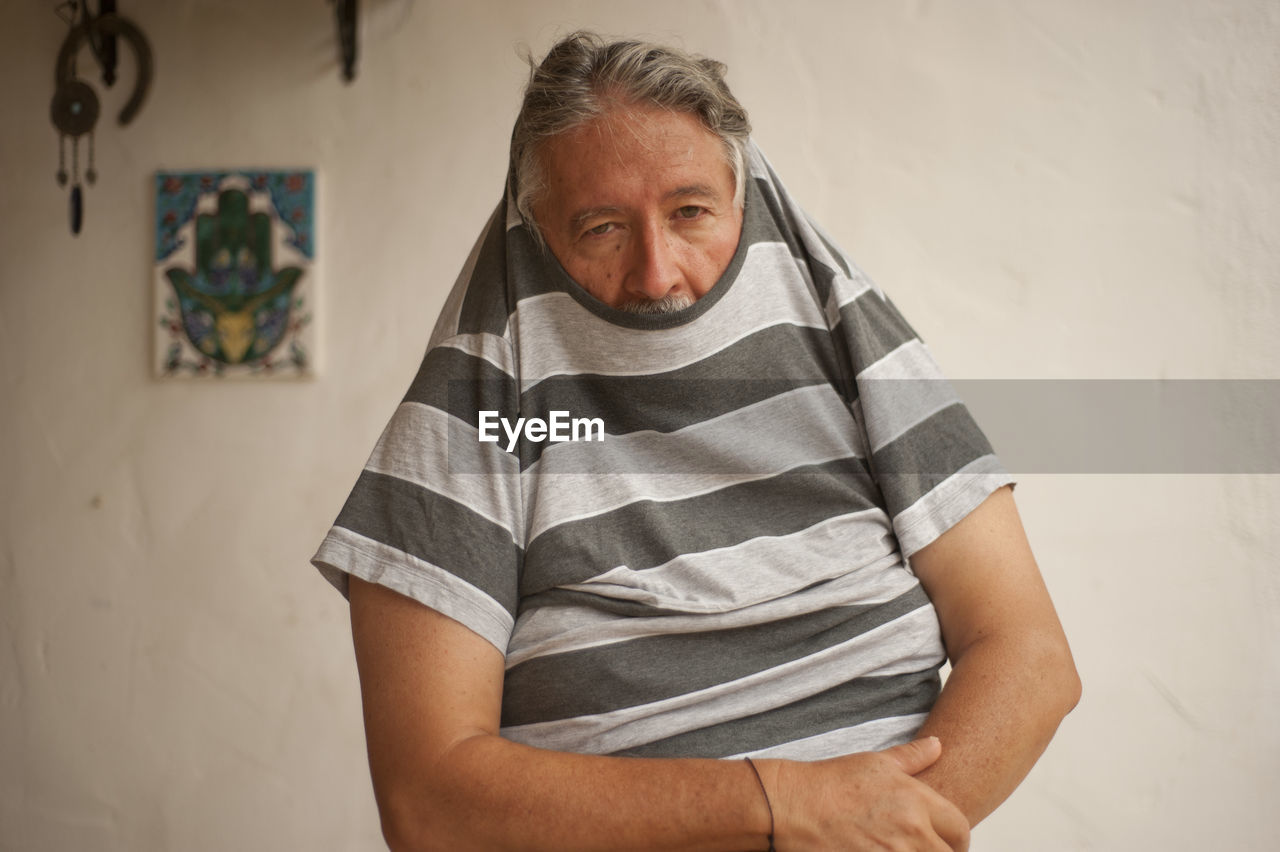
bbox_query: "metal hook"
[332,0,358,83]
[80,0,120,87]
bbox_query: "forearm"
[912,629,1081,825]
[905,486,1082,825]
[351,576,774,851]
[376,733,775,852]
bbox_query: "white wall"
[2,1,1276,849]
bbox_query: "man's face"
[532,102,744,312]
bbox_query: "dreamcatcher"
[50,1,152,235]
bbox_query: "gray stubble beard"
[618,293,696,315]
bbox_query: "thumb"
[881,736,942,776]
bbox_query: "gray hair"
[511,32,752,241]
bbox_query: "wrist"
[743,757,775,851]
[749,758,790,850]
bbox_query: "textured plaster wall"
[1,1,1277,849]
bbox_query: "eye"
[586,222,615,236]
[675,205,705,220]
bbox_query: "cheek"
[565,253,625,300]
[688,226,741,292]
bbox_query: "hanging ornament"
[50,1,152,236]
[50,77,98,234]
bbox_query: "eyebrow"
[569,206,624,232]
[666,183,721,202]
[567,184,724,232]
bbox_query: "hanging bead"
[69,138,82,235]
[71,184,83,236]
[56,134,68,187]
[85,132,96,185]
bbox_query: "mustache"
[618,293,696,314]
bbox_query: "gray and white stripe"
[313,140,1012,760]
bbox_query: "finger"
[924,789,970,852]
[881,735,942,776]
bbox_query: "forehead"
[535,104,733,219]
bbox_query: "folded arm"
[908,485,1082,825]
[349,576,970,851]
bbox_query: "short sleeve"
[741,142,1012,558]
[831,273,1014,558]
[311,334,524,653]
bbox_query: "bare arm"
[350,575,768,851]
[909,485,1082,824]
[349,576,970,852]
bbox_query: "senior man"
[313,32,1080,851]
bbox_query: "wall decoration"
[51,1,154,236]
[154,170,317,379]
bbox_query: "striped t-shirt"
[313,144,1012,760]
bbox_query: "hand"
[163,186,303,364]
[767,737,970,851]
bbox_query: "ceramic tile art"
[154,170,316,378]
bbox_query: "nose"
[626,221,682,302]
